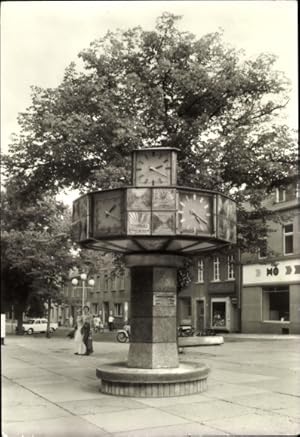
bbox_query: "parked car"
[16,318,58,335]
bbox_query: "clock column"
[125,254,184,368]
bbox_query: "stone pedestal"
[96,254,210,397]
[126,254,183,369]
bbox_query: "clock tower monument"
[72,147,236,397]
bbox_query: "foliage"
[177,257,194,292]
[2,12,298,256]
[1,183,76,325]
[26,295,45,318]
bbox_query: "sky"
[1,0,298,203]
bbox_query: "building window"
[120,273,125,290]
[263,287,289,321]
[258,238,267,259]
[276,188,286,203]
[227,255,235,280]
[212,301,226,328]
[197,259,204,283]
[179,297,192,320]
[114,303,123,317]
[283,224,293,255]
[111,275,116,291]
[213,256,220,281]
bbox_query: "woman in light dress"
[74,309,86,355]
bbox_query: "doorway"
[103,302,109,326]
[196,300,205,331]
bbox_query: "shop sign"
[243,260,300,285]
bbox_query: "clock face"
[217,196,236,242]
[178,191,212,235]
[72,195,90,242]
[93,191,123,236]
[135,149,172,186]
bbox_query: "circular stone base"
[96,361,209,397]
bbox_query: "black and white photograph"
[1,1,299,436]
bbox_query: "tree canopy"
[1,180,111,322]
[2,13,297,252]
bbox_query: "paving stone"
[113,421,229,436]
[58,397,146,415]
[4,367,57,380]
[206,412,300,435]
[161,398,256,422]
[84,407,189,433]
[3,403,71,422]
[3,415,110,437]
[202,382,269,400]
[32,383,102,403]
[232,392,300,411]
[276,407,300,420]
[210,369,277,383]
[136,391,210,407]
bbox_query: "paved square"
[2,335,300,436]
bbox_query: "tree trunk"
[15,303,25,335]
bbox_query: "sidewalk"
[2,335,300,436]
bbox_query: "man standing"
[108,313,114,331]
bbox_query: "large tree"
[1,179,111,329]
[1,182,75,331]
[3,13,297,251]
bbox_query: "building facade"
[177,251,240,333]
[62,265,131,329]
[241,184,300,334]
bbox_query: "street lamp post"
[71,273,95,310]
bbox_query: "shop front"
[242,259,300,334]
[208,281,239,332]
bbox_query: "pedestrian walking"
[108,313,115,331]
[73,309,86,355]
[82,305,94,355]
[69,314,73,328]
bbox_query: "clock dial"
[135,149,172,186]
[178,191,212,235]
[93,191,123,236]
[72,195,90,242]
[217,196,236,242]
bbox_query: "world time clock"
[72,195,91,242]
[93,190,124,236]
[178,191,213,235]
[132,148,177,186]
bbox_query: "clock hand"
[108,205,116,213]
[189,209,208,225]
[149,166,167,177]
[105,211,120,221]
